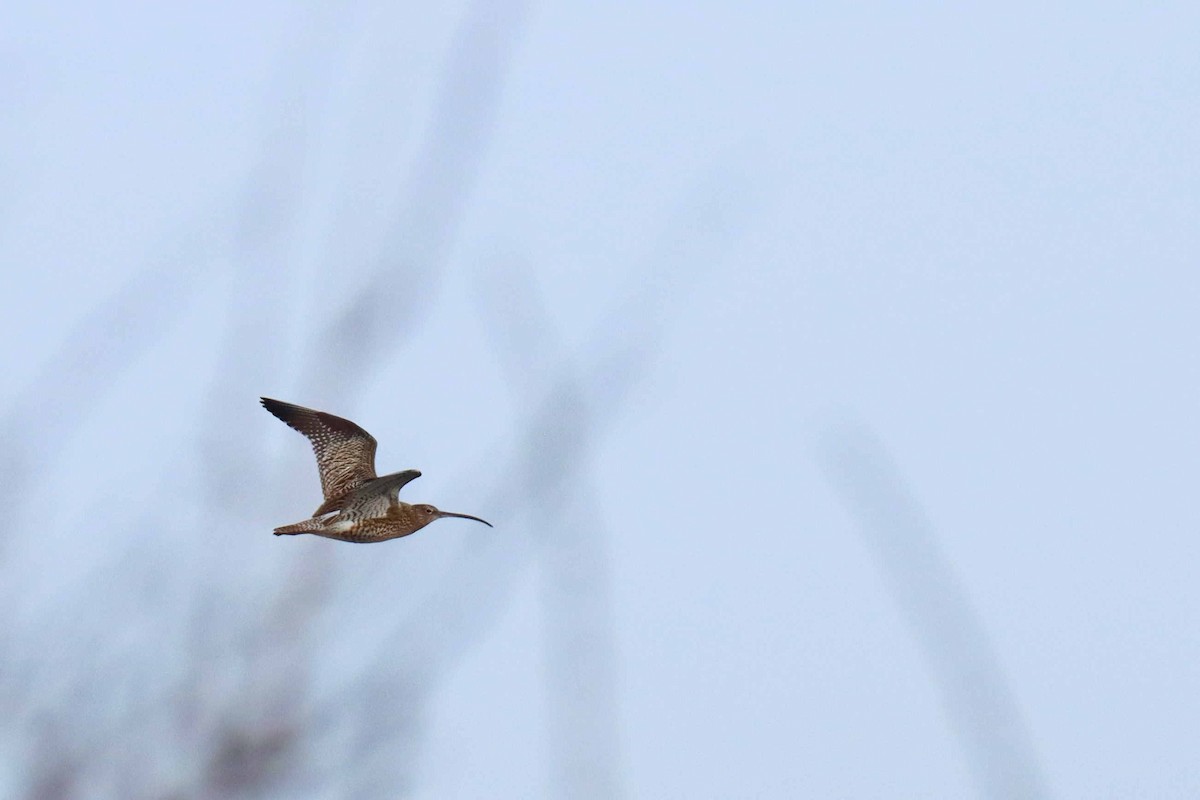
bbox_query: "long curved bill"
[437,510,493,528]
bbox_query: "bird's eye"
[425,508,433,514]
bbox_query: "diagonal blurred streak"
[478,263,623,799]
[301,0,529,399]
[0,226,216,550]
[818,424,1049,800]
[199,7,356,510]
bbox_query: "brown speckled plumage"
[260,397,379,515]
[262,397,492,543]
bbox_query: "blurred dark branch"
[818,425,1048,800]
[196,554,330,798]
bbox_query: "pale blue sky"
[1,3,1197,798]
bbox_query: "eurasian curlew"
[261,397,492,543]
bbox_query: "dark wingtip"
[260,397,370,441]
[260,397,307,428]
[260,397,287,418]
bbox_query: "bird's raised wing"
[341,469,422,519]
[261,398,379,508]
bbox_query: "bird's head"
[410,503,493,532]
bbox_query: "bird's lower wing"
[352,469,422,502]
[335,469,422,518]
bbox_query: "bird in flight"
[261,397,492,543]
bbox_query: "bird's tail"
[273,516,329,536]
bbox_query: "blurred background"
[1,2,1197,798]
